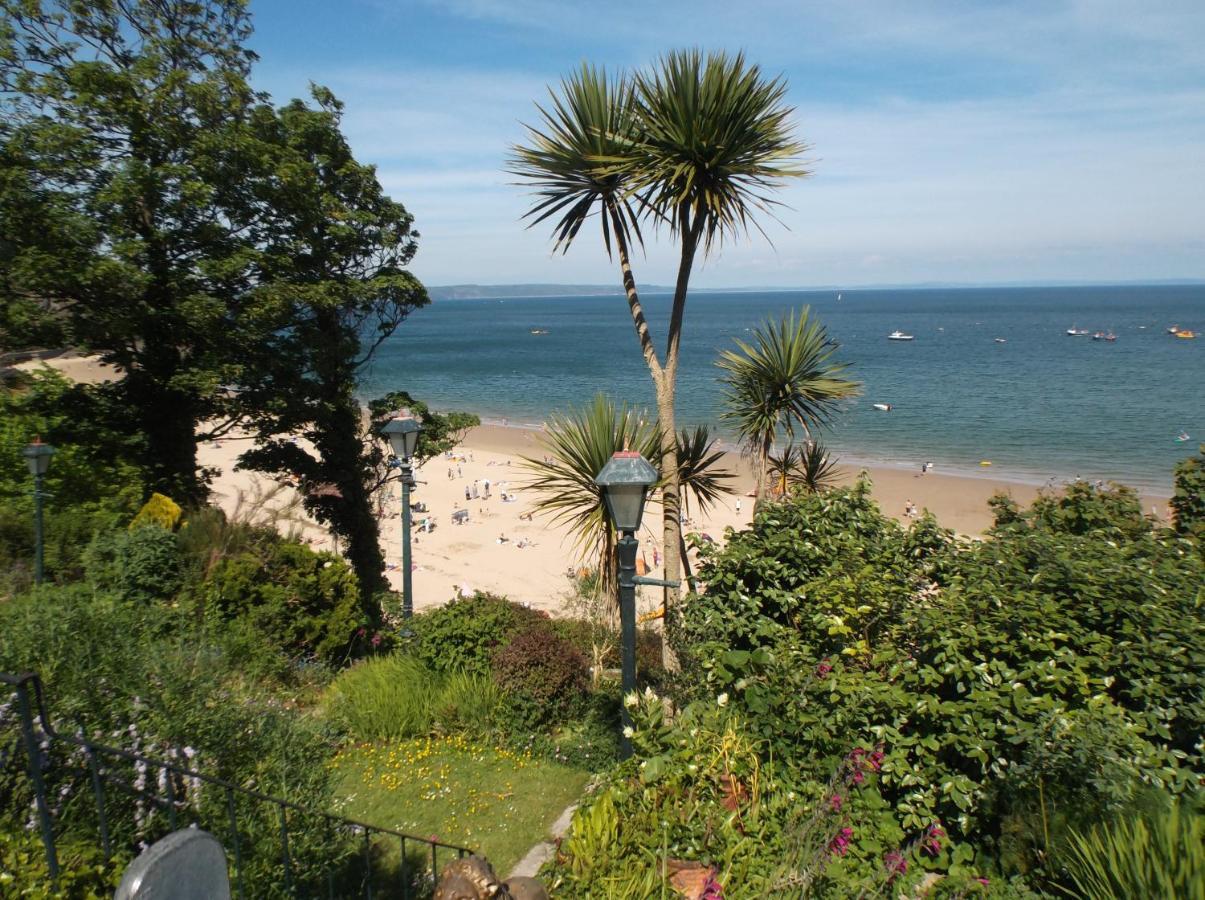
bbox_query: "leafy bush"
[323,652,441,742]
[1171,444,1204,539]
[201,535,367,664]
[129,492,182,531]
[491,625,588,729]
[411,591,549,677]
[84,524,183,603]
[667,478,1202,889]
[1063,797,1204,899]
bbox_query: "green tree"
[718,308,859,503]
[1170,444,1204,539]
[232,90,430,608]
[0,0,261,503]
[512,52,807,662]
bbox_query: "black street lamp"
[22,439,55,586]
[595,449,661,757]
[381,411,422,619]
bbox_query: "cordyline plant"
[511,50,808,668]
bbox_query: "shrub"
[411,592,549,677]
[491,625,587,729]
[672,479,1203,888]
[324,653,440,742]
[1171,444,1204,538]
[1063,797,1204,899]
[83,523,183,603]
[129,492,182,531]
[202,537,366,665]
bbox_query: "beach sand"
[14,356,1174,615]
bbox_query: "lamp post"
[595,450,661,758]
[381,411,422,619]
[22,439,55,586]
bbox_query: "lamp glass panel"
[606,483,647,532]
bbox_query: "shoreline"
[467,416,1174,500]
[459,423,1173,536]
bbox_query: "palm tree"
[674,425,735,587]
[512,51,808,666]
[767,440,842,497]
[718,308,860,504]
[519,394,660,601]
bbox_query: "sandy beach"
[14,357,1175,615]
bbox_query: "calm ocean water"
[360,285,1204,493]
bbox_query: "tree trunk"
[657,215,705,671]
[655,380,681,671]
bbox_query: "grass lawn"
[331,734,591,875]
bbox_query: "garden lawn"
[331,734,591,874]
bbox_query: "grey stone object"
[114,828,230,900]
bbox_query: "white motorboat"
[887,331,914,341]
[1066,328,1090,336]
[873,403,892,412]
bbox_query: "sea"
[359,285,1204,494]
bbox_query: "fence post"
[14,676,59,885]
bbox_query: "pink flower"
[922,823,945,857]
[371,633,382,647]
[827,827,854,857]
[357,627,367,638]
[828,794,843,812]
[883,850,908,880]
[816,658,833,679]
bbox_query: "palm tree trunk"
[658,213,705,671]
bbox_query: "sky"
[247,0,1205,288]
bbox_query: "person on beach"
[735,498,742,514]
[465,486,471,501]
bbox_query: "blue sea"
[360,285,1204,494]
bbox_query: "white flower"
[623,691,639,709]
[643,686,656,701]
[717,692,729,707]
[622,726,635,739]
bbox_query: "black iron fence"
[0,672,471,898]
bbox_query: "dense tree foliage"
[230,90,431,603]
[0,0,262,502]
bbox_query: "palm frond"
[519,394,661,594]
[676,424,735,517]
[508,63,643,256]
[717,307,859,497]
[626,49,811,252]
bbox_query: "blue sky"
[247,1,1205,288]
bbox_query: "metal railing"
[1,672,472,898]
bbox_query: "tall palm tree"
[519,394,660,601]
[718,308,860,504]
[512,51,808,666]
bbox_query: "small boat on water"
[887,331,914,341]
[1168,325,1181,334]
[1176,431,1191,443]
[529,328,549,335]
[1174,329,1196,339]
[994,337,1007,343]
[1066,328,1090,336]
[1092,331,1117,342]
[873,403,892,412]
